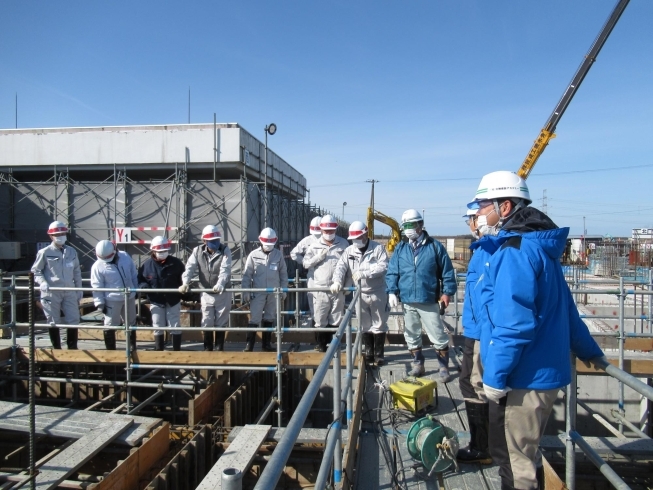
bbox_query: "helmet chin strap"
[493,199,526,231]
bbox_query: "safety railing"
[253,287,361,490]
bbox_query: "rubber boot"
[49,328,62,349]
[374,333,386,366]
[244,324,257,352]
[172,334,182,351]
[314,332,324,352]
[203,332,214,351]
[154,334,165,351]
[436,347,451,383]
[66,328,78,350]
[456,402,492,464]
[130,330,137,352]
[261,321,275,352]
[408,348,425,376]
[362,333,374,364]
[214,331,225,351]
[103,330,116,351]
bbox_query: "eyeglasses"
[476,200,494,209]
[403,222,420,230]
[465,217,477,226]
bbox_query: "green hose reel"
[406,415,459,475]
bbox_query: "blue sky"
[2,1,653,238]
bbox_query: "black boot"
[436,347,452,383]
[244,324,257,352]
[362,333,374,363]
[456,402,492,464]
[261,321,275,352]
[203,332,214,351]
[154,334,165,351]
[66,328,78,350]
[214,331,225,351]
[313,332,324,352]
[172,334,182,351]
[49,328,62,349]
[103,330,116,351]
[129,330,137,352]
[315,331,328,353]
[374,333,386,366]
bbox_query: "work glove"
[483,383,511,403]
[388,293,399,308]
[178,284,190,294]
[213,284,225,294]
[352,271,367,283]
[329,283,342,294]
[582,355,609,369]
[39,282,50,293]
[242,292,251,303]
[282,293,287,301]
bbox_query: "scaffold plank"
[197,425,271,490]
[34,417,133,489]
[0,401,161,446]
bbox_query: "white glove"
[39,282,50,293]
[329,283,342,294]
[178,284,190,294]
[483,383,511,403]
[213,284,225,294]
[352,270,367,282]
[388,293,398,308]
[242,292,251,303]
[282,293,287,301]
[318,248,328,262]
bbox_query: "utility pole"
[542,189,548,215]
[366,179,379,239]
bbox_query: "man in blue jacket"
[470,171,605,490]
[386,209,457,381]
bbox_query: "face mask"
[323,232,336,241]
[476,214,501,236]
[155,251,169,260]
[353,239,366,248]
[206,240,220,251]
[53,236,67,246]
[262,244,275,252]
[404,229,420,240]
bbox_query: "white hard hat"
[202,225,221,241]
[401,209,423,224]
[96,240,116,263]
[310,216,322,236]
[467,171,531,209]
[463,208,478,218]
[348,221,368,240]
[150,236,171,252]
[259,227,278,245]
[319,214,338,231]
[47,221,69,235]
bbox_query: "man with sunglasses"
[470,170,604,489]
[386,209,457,381]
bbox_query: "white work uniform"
[290,234,320,317]
[31,243,83,328]
[303,236,348,327]
[182,244,233,329]
[241,247,288,324]
[91,251,138,329]
[333,240,389,334]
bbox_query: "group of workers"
[31,168,606,489]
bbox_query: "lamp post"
[342,202,347,221]
[264,123,277,227]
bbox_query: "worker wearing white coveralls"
[331,221,389,365]
[289,215,322,321]
[303,214,348,352]
[179,225,232,352]
[241,228,288,352]
[31,221,82,350]
[91,240,139,351]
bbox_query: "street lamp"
[342,202,347,221]
[264,123,277,227]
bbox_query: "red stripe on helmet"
[348,229,366,238]
[259,236,277,244]
[320,222,338,229]
[47,227,68,234]
[151,244,171,250]
[202,231,221,240]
